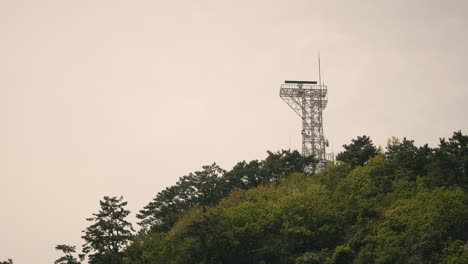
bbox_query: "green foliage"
[82,196,134,264]
[54,244,83,264]
[261,150,316,181]
[312,163,352,190]
[372,188,468,263]
[337,135,378,167]
[386,137,433,179]
[62,131,468,264]
[429,131,468,191]
[121,131,468,263]
[125,175,344,263]
[122,232,174,264]
[137,163,227,232]
[295,251,326,264]
[332,245,355,264]
[441,240,468,264]
[336,155,394,225]
[279,176,344,251]
[137,150,314,232]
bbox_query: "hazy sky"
[1,0,467,263]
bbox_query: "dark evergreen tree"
[54,244,83,264]
[386,137,433,178]
[430,131,468,191]
[82,196,134,264]
[224,150,315,189]
[336,135,378,167]
[261,150,316,180]
[224,159,263,189]
[137,151,314,231]
[137,163,226,231]
[0,260,13,264]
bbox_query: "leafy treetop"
[336,135,378,167]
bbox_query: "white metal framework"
[280,80,333,173]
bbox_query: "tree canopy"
[123,132,468,264]
[56,131,468,264]
[136,150,314,232]
[336,135,378,167]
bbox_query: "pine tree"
[336,135,378,167]
[54,244,83,264]
[82,196,134,264]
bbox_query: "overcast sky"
[1,0,467,263]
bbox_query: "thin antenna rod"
[318,52,322,88]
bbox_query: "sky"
[1,0,467,263]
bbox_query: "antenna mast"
[318,52,322,88]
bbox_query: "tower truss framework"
[280,81,332,172]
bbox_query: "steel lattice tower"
[280,78,331,173]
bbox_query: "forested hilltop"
[5,131,466,264]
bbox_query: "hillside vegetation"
[23,131,467,264]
